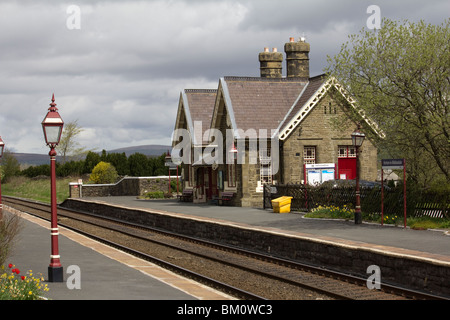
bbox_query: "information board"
[305,163,336,186]
[382,159,404,169]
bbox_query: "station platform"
[4,207,233,300]
[4,196,450,301]
[82,196,450,260]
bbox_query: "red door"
[338,158,356,180]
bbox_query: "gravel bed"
[63,217,334,300]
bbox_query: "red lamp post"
[351,124,365,225]
[41,94,64,282]
[0,137,4,221]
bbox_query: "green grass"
[305,205,450,230]
[2,176,74,204]
[305,205,354,221]
[407,217,450,230]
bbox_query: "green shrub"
[145,191,164,199]
[89,161,118,184]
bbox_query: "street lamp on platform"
[351,124,365,225]
[42,94,64,282]
[0,137,5,221]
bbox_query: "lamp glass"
[43,125,63,145]
[351,132,365,147]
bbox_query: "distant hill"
[13,153,54,166]
[13,145,172,166]
[106,144,171,157]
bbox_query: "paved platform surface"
[4,208,233,300]
[82,196,450,262]
[4,196,450,301]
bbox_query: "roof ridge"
[184,89,217,93]
[223,76,308,83]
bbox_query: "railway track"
[4,196,447,300]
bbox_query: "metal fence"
[263,182,449,218]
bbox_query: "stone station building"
[172,37,382,207]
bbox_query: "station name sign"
[382,159,404,169]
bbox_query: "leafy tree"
[105,152,129,176]
[0,150,20,183]
[21,164,50,178]
[128,153,151,176]
[326,18,450,186]
[89,161,118,184]
[151,153,169,176]
[56,160,84,177]
[83,151,101,174]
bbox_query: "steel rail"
[4,196,264,300]
[4,195,449,300]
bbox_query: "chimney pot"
[290,37,295,42]
[284,38,310,79]
[259,47,283,78]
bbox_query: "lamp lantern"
[351,126,365,148]
[42,94,64,149]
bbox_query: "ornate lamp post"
[351,124,365,225]
[41,94,64,282]
[0,137,4,221]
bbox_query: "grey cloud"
[0,0,448,154]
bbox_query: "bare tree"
[56,120,88,162]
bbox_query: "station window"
[260,148,272,185]
[304,146,316,164]
[338,146,356,158]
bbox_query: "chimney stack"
[284,37,310,79]
[259,47,283,78]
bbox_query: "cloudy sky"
[0,0,448,154]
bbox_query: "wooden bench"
[215,192,235,206]
[177,189,193,202]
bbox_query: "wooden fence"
[264,182,448,218]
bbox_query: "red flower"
[8,263,13,268]
[15,269,20,274]
[21,276,25,280]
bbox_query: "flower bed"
[0,263,49,300]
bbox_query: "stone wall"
[61,198,450,297]
[69,176,178,198]
[282,94,378,183]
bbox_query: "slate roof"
[279,74,326,130]
[174,73,385,145]
[174,74,383,149]
[219,76,310,136]
[177,89,217,145]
